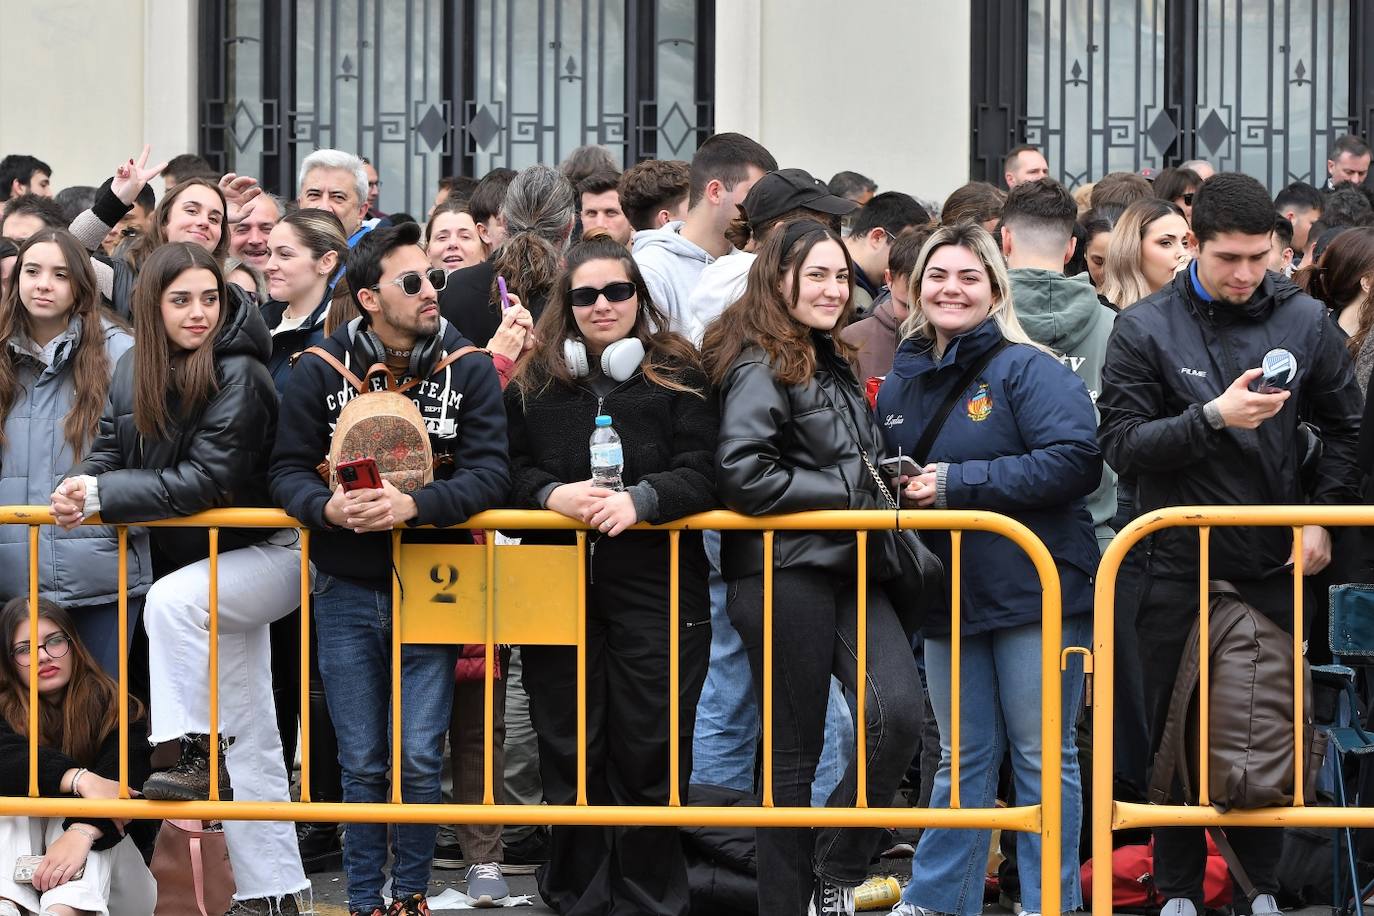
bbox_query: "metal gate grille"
[973,0,1371,191]
[200,0,714,216]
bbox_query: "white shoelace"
[467,862,505,883]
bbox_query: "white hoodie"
[680,252,756,345]
[631,221,717,335]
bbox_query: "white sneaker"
[890,906,950,916]
[0,901,19,916]
[1160,899,1199,916]
[1251,894,1281,916]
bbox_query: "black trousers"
[727,567,923,916]
[1136,573,1300,907]
[522,534,711,916]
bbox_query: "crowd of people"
[0,128,1370,916]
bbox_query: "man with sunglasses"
[270,222,510,916]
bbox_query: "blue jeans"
[313,573,458,913]
[691,532,853,805]
[902,615,1090,916]
[72,596,143,679]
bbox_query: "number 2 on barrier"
[429,563,459,603]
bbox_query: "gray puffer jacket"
[0,317,151,607]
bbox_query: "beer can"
[854,875,901,910]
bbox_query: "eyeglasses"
[374,268,447,296]
[569,282,637,308]
[12,633,70,666]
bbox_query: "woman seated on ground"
[0,597,156,916]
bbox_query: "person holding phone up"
[48,243,311,914]
[878,223,1101,916]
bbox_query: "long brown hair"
[276,208,354,334]
[132,243,227,439]
[0,597,142,766]
[1295,226,1374,355]
[124,178,230,271]
[0,230,118,456]
[511,233,704,399]
[701,220,858,387]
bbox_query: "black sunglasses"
[569,282,637,308]
[375,268,447,296]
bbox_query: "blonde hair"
[1100,198,1186,309]
[899,222,1050,355]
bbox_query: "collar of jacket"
[7,316,82,371]
[891,315,1002,380]
[812,329,860,382]
[1176,265,1296,324]
[262,286,332,335]
[873,298,899,333]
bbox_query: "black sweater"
[0,709,154,851]
[269,318,511,586]
[504,362,719,542]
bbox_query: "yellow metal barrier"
[0,505,1067,913]
[1091,505,1374,916]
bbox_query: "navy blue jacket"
[268,317,510,587]
[260,291,331,395]
[876,318,1101,636]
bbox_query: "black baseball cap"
[739,168,858,229]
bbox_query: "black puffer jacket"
[73,286,280,569]
[1098,268,1362,581]
[715,332,898,581]
[505,360,718,543]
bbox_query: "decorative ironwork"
[974,1,1371,192]
[200,0,715,214]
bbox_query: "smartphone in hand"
[338,457,382,492]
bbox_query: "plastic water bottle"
[589,415,624,491]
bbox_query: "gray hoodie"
[1009,268,1118,550]
[631,221,716,335]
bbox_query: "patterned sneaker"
[465,862,510,907]
[142,733,233,801]
[386,893,431,915]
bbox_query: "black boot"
[143,733,232,801]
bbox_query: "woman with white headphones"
[504,232,718,916]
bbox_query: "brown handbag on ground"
[150,819,236,916]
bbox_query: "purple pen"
[498,275,511,311]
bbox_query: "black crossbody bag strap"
[909,339,1011,465]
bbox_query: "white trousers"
[0,816,156,916]
[144,537,309,900]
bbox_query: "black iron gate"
[970,0,1374,190]
[199,0,715,216]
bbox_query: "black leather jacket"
[74,287,281,569]
[715,333,898,581]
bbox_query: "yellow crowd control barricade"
[1091,505,1374,916]
[0,505,1067,913]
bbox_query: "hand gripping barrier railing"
[0,505,1067,914]
[1090,505,1374,916]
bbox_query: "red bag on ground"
[1080,836,1233,909]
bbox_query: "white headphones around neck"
[563,337,646,382]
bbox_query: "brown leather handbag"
[150,819,236,916]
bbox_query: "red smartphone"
[337,457,382,492]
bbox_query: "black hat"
[739,168,858,230]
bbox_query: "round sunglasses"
[374,267,447,296]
